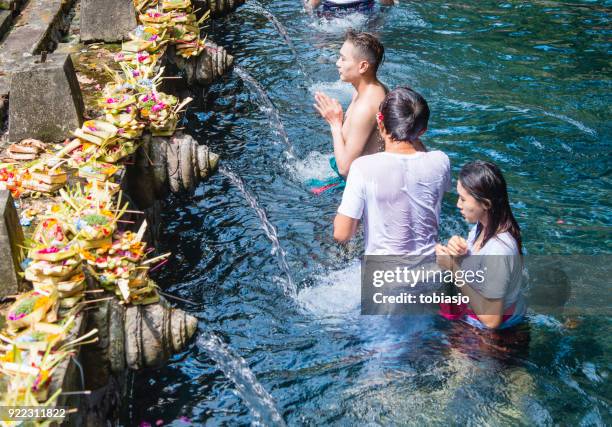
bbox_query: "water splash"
[220,165,297,298]
[197,332,287,427]
[234,65,296,158]
[286,150,335,184]
[309,12,369,34]
[298,260,362,317]
[308,79,355,105]
[248,1,313,84]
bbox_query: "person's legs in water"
[318,0,375,18]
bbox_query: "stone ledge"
[0,0,75,62]
[0,0,77,98]
[8,52,84,142]
[0,10,11,40]
[80,0,136,43]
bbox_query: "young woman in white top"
[436,161,525,330]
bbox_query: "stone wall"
[0,0,240,422]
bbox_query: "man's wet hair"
[379,87,430,142]
[345,29,385,73]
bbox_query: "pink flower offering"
[33,374,44,391]
[132,70,140,77]
[137,53,148,63]
[107,98,117,104]
[118,128,125,134]
[8,312,27,321]
[149,34,158,41]
[39,247,60,254]
[87,126,98,132]
[151,103,165,112]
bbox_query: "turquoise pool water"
[122,1,611,425]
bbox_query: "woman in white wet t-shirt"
[333,87,451,256]
[436,161,526,330]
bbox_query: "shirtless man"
[314,30,387,177]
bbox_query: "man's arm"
[334,163,365,243]
[307,0,321,9]
[333,213,359,243]
[315,92,376,177]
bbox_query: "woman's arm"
[457,283,504,329]
[436,239,505,329]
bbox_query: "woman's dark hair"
[379,87,430,143]
[458,161,523,254]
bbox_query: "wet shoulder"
[424,150,450,168]
[351,153,377,170]
[355,84,387,111]
[482,232,519,255]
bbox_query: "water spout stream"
[198,332,287,427]
[248,0,313,84]
[234,65,296,159]
[219,165,297,298]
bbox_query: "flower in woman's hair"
[376,112,384,122]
